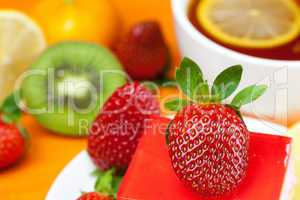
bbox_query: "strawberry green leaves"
[176,57,205,100]
[165,57,209,112]
[174,58,243,104]
[213,67,267,109]
[211,65,242,101]
[1,91,22,124]
[165,98,191,112]
[164,57,267,114]
[231,85,267,108]
[93,168,123,199]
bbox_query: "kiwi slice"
[21,42,126,136]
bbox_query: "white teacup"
[171,0,300,126]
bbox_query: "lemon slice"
[0,10,46,101]
[197,0,300,48]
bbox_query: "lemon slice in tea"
[197,0,300,48]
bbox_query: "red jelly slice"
[117,117,292,200]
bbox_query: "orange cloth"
[0,1,180,199]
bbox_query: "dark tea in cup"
[189,0,300,60]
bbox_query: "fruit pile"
[0,10,170,200]
[0,0,171,167]
[0,0,171,178]
[18,21,169,136]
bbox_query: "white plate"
[45,117,287,200]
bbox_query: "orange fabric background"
[0,0,179,199]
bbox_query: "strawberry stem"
[0,91,22,124]
[93,168,124,199]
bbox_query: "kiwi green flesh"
[21,42,126,136]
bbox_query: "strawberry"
[168,104,249,196]
[88,82,160,171]
[113,21,169,80]
[77,192,111,200]
[165,58,267,196]
[0,122,26,169]
[0,92,28,169]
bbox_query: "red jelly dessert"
[117,117,292,200]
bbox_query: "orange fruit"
[30,0,119,46]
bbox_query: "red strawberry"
[114,21,169,80]
[165,57,267,196]
[0,92,27,169]
[0,122,26,169]
[88,82,160,171]
[168,104,249,195]
[77,192,111,200]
